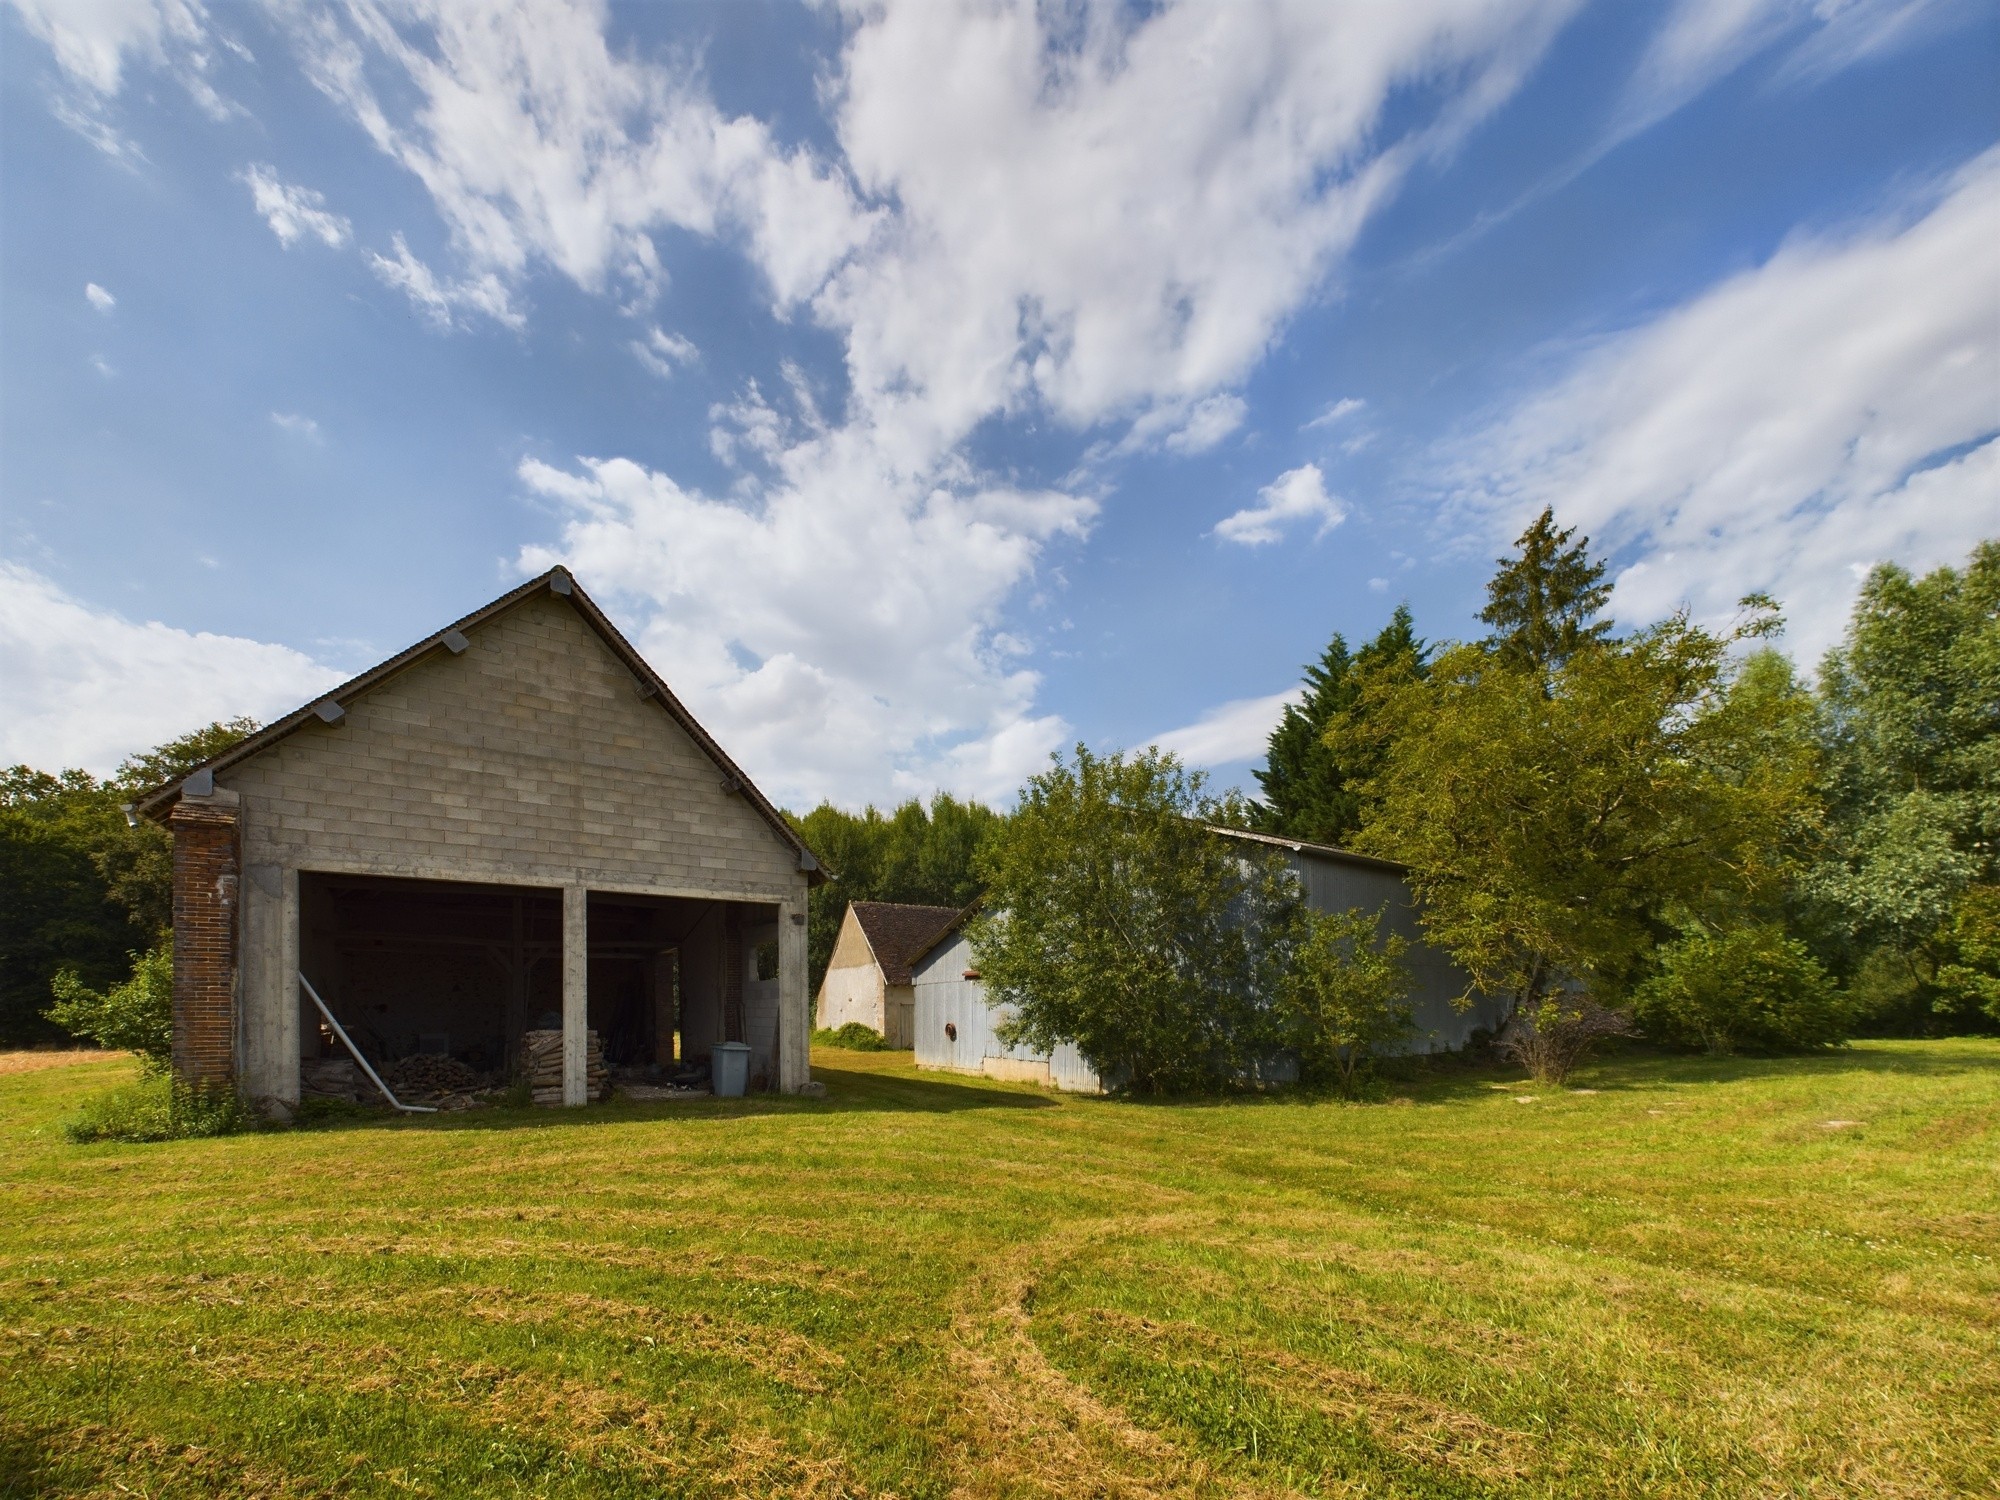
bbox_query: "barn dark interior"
[296,873,745,1080]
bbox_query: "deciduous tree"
[1813,542,1999,1030]
[1337,605,1817,1034]
[972,747,1290,1094]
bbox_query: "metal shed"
[909,826,1506,1092]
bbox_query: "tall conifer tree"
[1256,606,1426,846]
[1479,507,1613,681]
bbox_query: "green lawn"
[3,1042,1996,1499]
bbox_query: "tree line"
[975,517,1996,1091]
[10,518,1994,1097]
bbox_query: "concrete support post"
[562,884,588,1107]
[276,866,300,1106]
[777,895,809,1093]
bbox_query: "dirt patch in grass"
[0,1050,123,1076]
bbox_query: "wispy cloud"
[84,282,115,314]
[1148,688,1302,769]
[6,0,241,157]
[366,234,523,332]
[1215,464,1347,547]
[1449,145,2000,661]
[631,327,699,379]
[0,561,342,774]
[1304,396,1366,430]
[270,411,322,442]
[240,164,351,249]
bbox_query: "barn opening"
[296,872,784,1094]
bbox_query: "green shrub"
[974,746,1290,1095]
[1278,906,1414,1095]
[46,938,172,1071]
[1634,925,1851,1054]
[813,1022,890,1051]
[63,1072,255,1144]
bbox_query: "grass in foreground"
[2,1042,1996,1498]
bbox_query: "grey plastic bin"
[712,1042,751,1098]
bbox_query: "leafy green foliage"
[1936,886,2000,1023]
[1253,607,1427,847]
[973,746,1291,1094]
[1477,505,1613,683]
[1633,925,1851,1055]
[1812,543,1999,1031]
[1341,595,1817,1021]
[812,1022,890,1051]
[46,939,173,1072]
[62,1072,254,1144]
[1276,906,1413,1094]
[786,793,1002,991]
[2,719,256,1046]
[112,718,262,798]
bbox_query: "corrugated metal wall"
[1284,851,1508,1051]
[911,846,1507,1090]
[911,929,1102,1091]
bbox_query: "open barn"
[136,567,822,1110]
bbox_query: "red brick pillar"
[170,793,241,1088]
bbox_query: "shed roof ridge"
[1201,822,1408,875]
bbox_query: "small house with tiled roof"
[814,901,960,1048]
[136,566,825,1110]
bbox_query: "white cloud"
[1621,0,1974,139]
[1215,464,1347,547]
[84,282,115,313]
[282,0,874,311]
[1452,146,2000,663]
[1149,688,1302,769]
[515,437,1095,807]
[0,562,343,775]
[240,163,351,249]
[1305,396,1366,430]
[631,326,699,379]
[6,0,237,155]
[366,234,524,331]
[270,411,321,441]
[823,0,1583,459]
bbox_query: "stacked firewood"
[384,1053,481,1098]
[301,1058,366,1103]
[521,1028,610,1105]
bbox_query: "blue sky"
[3,0,1995,808]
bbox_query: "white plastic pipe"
[298,972,438,1114]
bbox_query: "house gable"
[826,907,880,973]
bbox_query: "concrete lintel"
[270,855,796,909]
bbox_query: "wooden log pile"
[521,1028,611,1105]
[301,1058,366,1103]
[383,1053,481,1098]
